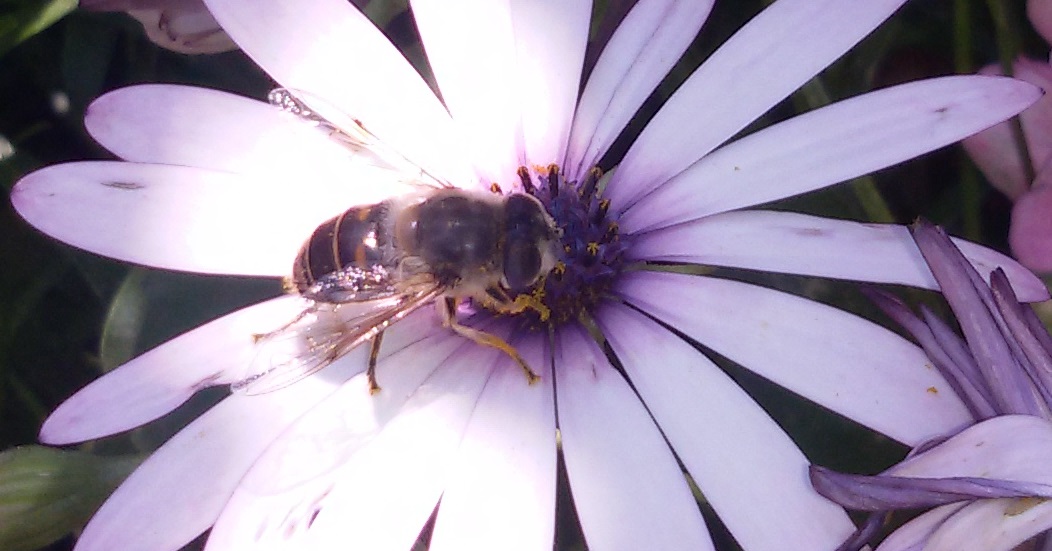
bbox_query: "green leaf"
[0,0,78,58]
[0,445,140,551]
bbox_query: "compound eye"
[503,238,542,291]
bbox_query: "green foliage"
[0,0,76,58]
[0,446,139,551]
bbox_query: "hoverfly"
[232,89,560,394]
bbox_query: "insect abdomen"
[292,202,397,303]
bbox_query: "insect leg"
[367,331,385,394]
[440,298,540,384]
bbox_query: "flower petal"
[616,271,973,445]
[200,0,472,185]
[41,296,301,444]
[292,343,503,550]
[629,210,1050,302]
[890,415,1052,482]
[428,334,557,551]
[925,498,1052,551]
[554,324,713,551]
[606,0,909,207]
[597,304,854,551]
[72,342,384,551]
[912,222,1050,417]
[1010,175,1052,273]
[875,504,964,551]
[85,85,359,176]
[508,1,590,168]
[962,58,1052,200]
[619,75,1042,229]
[11,162,399,276]
[411,0,522,184]
[205,328,467,551]
[565,0,712,179]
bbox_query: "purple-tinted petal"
[628,210,1049,301]
[205,328,466,550]
[507,1,590,168]
[912,222,1049,416]
[1010,175,1052,273]
[201,0,473,186]
[619,76,1042,229]
[85,85,359,176]
[1030,0,1052,45]
[72,344,382,551]
[597,304,854,551]
[606,0,909,207]
[11,162,397,276]
[41,296,306,444]
[989,270,1052,408]
[869,292,998,419]
[555,324,714,551]
[923,498,1052,551]
[616,271,973,445]
[289,343,502,550]
[411,0,522,185]
[810,466,1052,511]
[565,0,712,180]
[428,334,557,551]
[962,58,1052,201]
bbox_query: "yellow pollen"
[587,242,600,255]
[511,293,550,322]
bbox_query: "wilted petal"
[429,334,556,551]
[411,0,521,184]
[11,162,399,276]
[629,210,1049,302]
[565,0,712,179]
[867,290,997,419]
[85,85,360,177]
[205,328,465,551]
[616,271,973,445]
[1010,170,1052,273]
[200,0,473,186]
[989,270,1052,406]
[810,466,1052,511]
[606,0,909,207]
[962,58,1052,200]
[598,304,854,551]
[912,222,1050,417]
[619,76,1042,229]
[555,324,714,551]
[508,1,590,168]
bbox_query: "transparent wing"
[233,285,445,395]
[268,87,452,190]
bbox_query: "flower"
[962,57,1052,272]
[811,220,1052,551]
[81,0,236,54]
[10,1,1048,550]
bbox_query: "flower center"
[499,164,626,329]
